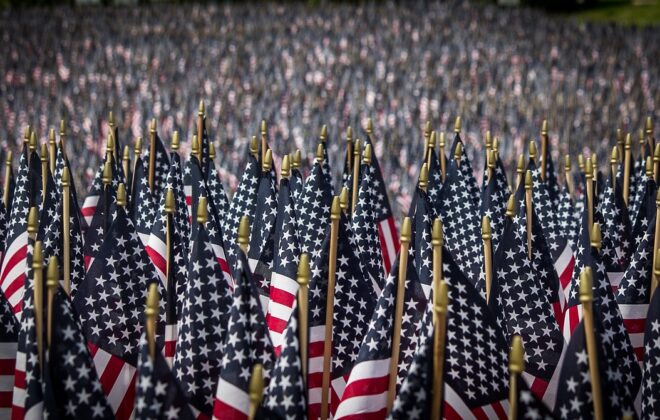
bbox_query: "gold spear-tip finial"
[654,144,660,164]
[577,154,585,172]
[401,217,412,244]
[40,143,47,163]
[59,119,66,137]
[616,128,623,146]
[493,136,500,154]
[363,143,372,165]
[23,125,31,143]
[250,136,258,158]
[108,111,115,129]
[117,183,127,207]
[517,154,525,175]
[149,118,156,134]
[198,100,205,116]
[639,129,645,147]
[249,364,265,409]
[320,125,328,143]
[590,223,602,250]
[485,130,492,150]
[366,118,373,135]
[529,139,537,162]
[482,215,492,239]
[439,132,446,148]
[164,188,175,214]
[579,267,593,303]
[419,163,429,190]
[293,149,301,169]
[429,131,437,149]
[315,143,325,164]
[32,240,43,270]
[61,166,69,187]
[564,154,571,172]
[29,132,37,152]
[48,128,55,146]
[5,150,12,166]
[209,142,216,161]
[145,282,159,316]
[585,157,593,178]
[171,131,180,151]
[106,132,115,155]
[432,218,444,247]
[353,139,362,158]
[102,159,112,186]
[262,149,273,172]
[339,187,349,211]
[331,196,341,220]
[487,149,496,169]
[646,156,654,177]
[525,170,533,190]
[298,253,310,287]
[281,154,290,178]
[238,215,250,251]
[260,120,267,137]
[47,256,58,290]
[509,335,525,374]
[346,126,353,143]
[611,146,619,164]
[191,135,200,156]
[541,119,548,136]
[454,116,462,133]
[424,121,431,140]
[625,133,632,150]
[122,145,130,164]
[454,142,463,162]
[197,196,208,225]
[646,117,653,136]
[505,194,516,217]
[134,137,143,156]
[27,207,38,236]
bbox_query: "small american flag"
[480,153,508,251]
[204,158,230,224]
[641,288,660,418]
[223,151,260,252]
[81,162,105,228]
[0,289,18,419]
[129,156,157,248]
[212,251,274,420]
[295,158,333,263]
[290,163,304,204]
[143,131,171,200]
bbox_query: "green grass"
[566,0,660,26]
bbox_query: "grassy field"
[564,0,660,26]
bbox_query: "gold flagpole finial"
[106,132,115,157]
[529,139,537,162]
[541,120,548,136]
[439,132,446,148]
[639,128,646,148]
[171,131,180,151]
[339,187,349,212]
[293,149,301,169]
[102,159,112,186]
[524,169,533,190]
[590,223,602,250]
[191,135,200,157]
[209,142,216,161]
[646,117,653,135]
[492,136,500,155]
[564,154,571,172]
[108,111,115,129]
[238,215,250,254]
[145,282,159,360]
[363,143,372,165]
[419,163,429,191]
[122,145,130,163]
[40,143,48,163]
[149,118,156,134]
[579,267,593,303]
[262,149,273,172]
[509,335,525,374]
[298,253,310,287]
[117,183,127,207]
[134,137,143,156]
[429,131,437,149]
[517,154,525,175]
[366,118,373,136]
[164,188,175,214]
[320,125,328,143]
[248,364,265,420]
[281,155,291,178]
[48,128,56,147]
[506,194,516,217]
[29,132,37,153]
[27,207,38,238]
[401,216,412,244]
[61,166,69,187]
[59,119,66,138]
[346,126,353,143]
[331,195,341,220]
[432,218,444,247]
[197,196,208,225]
[485,130,492,150]
[198,100,205,117]
[424,121,431,141]
[611,146,619,165]
[249,136,258,158]
[316,143,325,165]
[577,154,585,173]
[454,142,463,163]
[260,120,267,138]
[454,117,461,134]
[5,150,12,166]
[646,156,654,177]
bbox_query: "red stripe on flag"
[145,245,167,276]
[80,205,98,217]
[13,369,25,390]
[268,288,295,309]
[11,405,23,420]
[339,374,390,401]
[1,244,27,285]
[98,353,125,397]
[491,402,507,419]
[443,401,462,420]
[472,406,490,420]
[212,399,248,420]
[114,372,136,420]
[336,410,388,420]
[0,391,12,407]
[0,359,15,375]
[529,376,549,401]
[622,317,646,334]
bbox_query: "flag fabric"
[257,301,306,420]
[515,380,556,420]
[290,162,304,204]
[73,202,165,420]
[212,251,275,420]
[616,215,655,362]
[627,157,648,229]
[490,209,564,403]
[265,176,300,354]
[224,150,260,249]
[641,288,660,419]
[630,172,656,247]
[363,135,399,275]
[81,162,104,228]
[144,131,171,200]
[409,186,435,300]
[82,187,116,272]
[306,212,377,418]
[0,289,19,419]
[129,155,157,248]
[480,153,509,251]
[134,335,195,420]
[205,158,230,224]
[557,187,580,251]
[0,200,7,267]
[296,157,333,262]
[334,251,426,419]
[173,222,233,418]
[45,286,114,419]
[0,148,30,315]
[247,161,278,311]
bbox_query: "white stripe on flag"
[444,383,477,420]
[0,375,13,391]
[269,272,299,296]
[24,401,43,420]
[378,219,396,264]
[334,391,388,419]
[0,342,17,359]
[107,362,136,415]
[214,377,250,416]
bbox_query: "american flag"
[490,207,564,404]
[516,381,556,420]
[143,131,171,200]
[73,201,165,420]
[450,133,481,210]
[0,147,30,315]
[539,132,562,207]
[258,301,306,419]
[82,184,116,272]
[363,135,399,275]
[562,211,642,413]
[44,286,114,418]
[223,150,260,251]
[0,289,19,419]
[173,221,233,418]
[130,155,157,248]
[265,175,300,354]
[629,173,656,244]
[12,242,43,420]
[205,157,230,223]
[0,200,8,275]
[296,157,333,262]
[306,212,377,418]
[557,187,580,251]
[555,304,635,419]
[135,334,195,420]
[352,160,388,293]
[290,159,304,204]
[319,138,335,196]
[81,162,105,228]
[248,158,278,311]
[480,152,509,251]
[409,186,435,300]
[425,149,443,214]
[641,288,660,419]
[3,155,15,216]
[616,214,654,362]
[626,157,646,228]
[334,252,426,419]
[212,251,275,420]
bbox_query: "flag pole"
[652,249,660,299]
[454,142,463,165]
[145,282,159,360]
[165,188,175,298]
[351,139,361,215]
[27,207,38,242]
[540,120,548,181]
[564,155,574,197]
[59,120,66,161]
[616,129,624,164]
[639,129,647,161]
[646,156,654,180]
[423,121,431,164]
[102,157,113,233]
[516,154,524,190]
[653,144,660,183]
[507,335,525,420]
[610,147,618,192]
[427,131,436,169]
[62,167,71,295]
[320,196,341,420]
[431,219,447,420]
[577,154,585,174]
[293,149,301,172]
[33,241,44,370]
[482,215,493,303]
[238,215,250,255]
[524,170,533,259]
[652,190,660,296]
[647,117,655,148]
[439,132,446,182]
[418,162,428,192]
[579,267,604,420]
[487,149,495,184]
[297,253,310,388]
[346,126,353,177]
[46,256,58,352]
[48,128,56,175]
[623,133,632,206]
[131,138,142,195]
[585,158,594,234]
[339,187,349,215]
[592,154,599,199]
[108,111,116,157]
[386,217,412,414]
[197,101,205,163]
[148,118,156,192]
[40,143,48,195]
[529,139,537,166]
[248,364,264,420]
[260,120,268,165]
[3,151,12,208]
[122,146,131,189]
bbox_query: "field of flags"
[0,102,658,420]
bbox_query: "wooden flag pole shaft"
[580,268,603,420]
[623,134,632,206]
[248,364,264,420]
[507,335,524,420]
[148,121,156,192]
[33,242,44,372]
[431,219,446,420]
[3,152,12,209]
[482,216,493,303]
[439,133,446,183]
[540,122,548,181]
[386,217,411,414]
[524,171,533,259]
[62,170,71,295]
[351,140,361,215]
[586,159,594,233]
[297,254,310,388]
[652,191,660,295]
[320,198,341,420]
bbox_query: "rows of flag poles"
[0,100,658,420]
